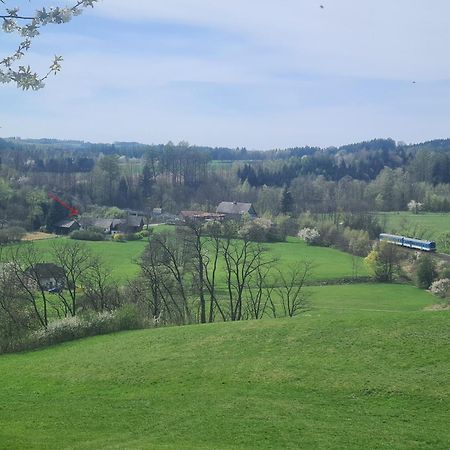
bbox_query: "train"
[379,233,436,252]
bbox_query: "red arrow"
[48,193,79,217]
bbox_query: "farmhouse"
[54,219,81,235]
[79,216,144,234]
[25,263,65,291]
[79,218,116,234]
[118,216,145,233]
[216,202,257,220]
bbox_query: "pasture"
[0,284,447,449]
[25,234,371,285]
[379,212,450,243]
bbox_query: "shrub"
[415,254,437,289]
[19,307,148,352]
[298,227,320,245]
[0,226,26,244]
[112,233,125,242]
[239,218,285,242]
[115,304,143,330]
[430,279,450,300]
[124,233,142,241]
[70,230,104,241]
[137,229,152,239]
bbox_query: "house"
[25,263,65,291]
[180,211,225,222]
[79,218,115,234]
[80,216,143,234]
[216,202,257,221]
[54,219,81,235]
[117,216,145,233]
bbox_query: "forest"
[1,137,450,234]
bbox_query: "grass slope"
[0,284,447,450]
[379,212,450,242]
[29,236,369,284]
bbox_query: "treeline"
[1,137,450,233]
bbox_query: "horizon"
[4,135,450,152]
[2,1,450,149]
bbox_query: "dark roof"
[26,263,65,279]
[126,216,144,227]
[216,202,256,215]
[55,219,80,229]
[80,218,114,229]
[111,218,125,228]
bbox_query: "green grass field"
[379,212,450,243]
[26,235,370,285]
[0,283,447,450]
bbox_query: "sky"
[1,0,450,149]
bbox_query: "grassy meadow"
[378,212,450,244]
[0,284,447,449]
[26,234,370,285]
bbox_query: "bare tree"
[203,220,226,322]
[184,220,208,323]
[276,261,314,317]
[0,259,35,346]
[7,244,51,328]
[51,240,96,316]
[81,259,120,312]
[139,231,193,325]
[222,229,273,321]
[244,261,275,320]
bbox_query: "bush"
[415,254,438,289]
[2,307,150,353]
[137,229,152,239]
[239,218,286,242]
[70,230,104,241]
[124,233,142,241]
[430,278,450,300]
[298,227,320,245]
[0,226,26,244]
[112,233,125,242]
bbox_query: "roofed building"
[54,219,81,235]
[216,202,257,220]
[25,263,65,291]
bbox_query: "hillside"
[1,285,449,450]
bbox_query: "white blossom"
[1,1,98,90]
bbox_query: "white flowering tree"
[1,0,97,90]
[407,200,423,215]
[430,278,450,300]
[297,227,320,245]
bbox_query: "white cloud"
[96,0,450,81]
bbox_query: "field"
[0,283,447,450]
[379,212,450,242]
[26,235,371,284]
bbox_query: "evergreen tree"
[280,187,294,214]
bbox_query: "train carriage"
[379,233,436,252]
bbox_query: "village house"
[216,202,257,221]
[25,263,65,291]
[54,219,81,235]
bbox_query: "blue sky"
[1,0,450,149]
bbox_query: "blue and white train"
[379,233,436,252]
